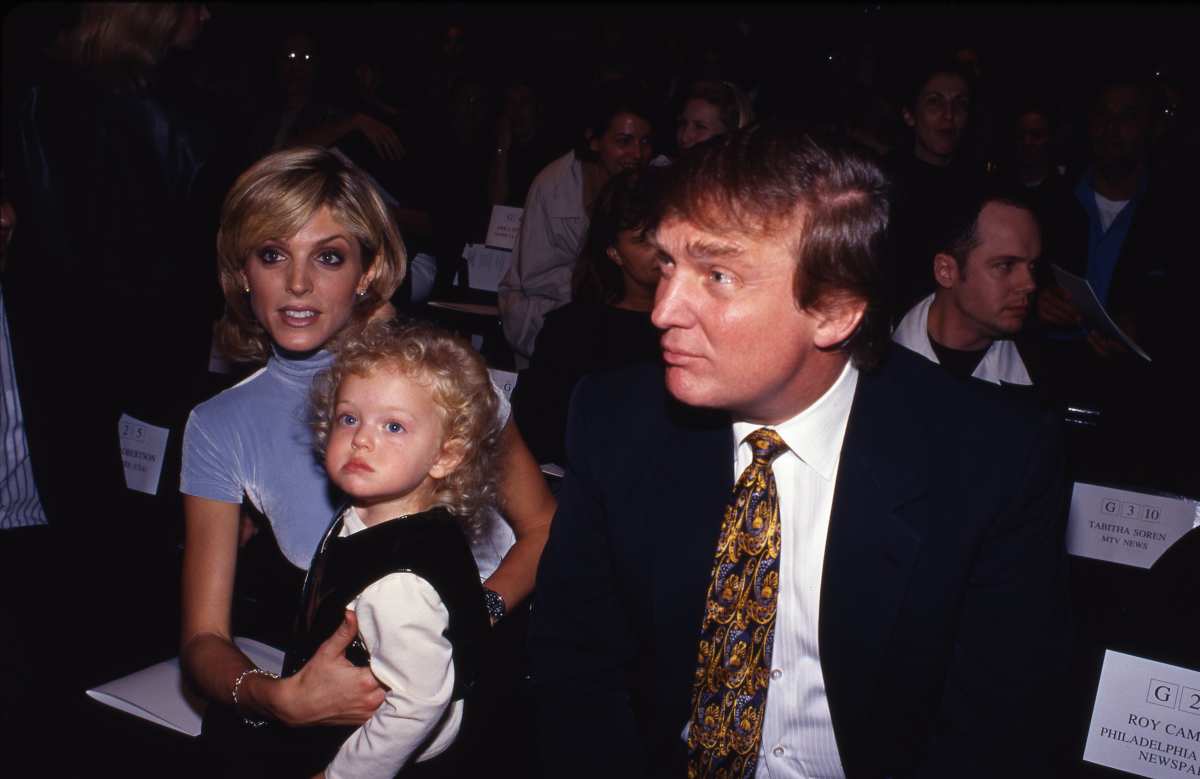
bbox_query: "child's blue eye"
[338,413,358,426]
[385,422,405,434]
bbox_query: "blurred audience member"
[426,76,499,295]
[675,80,753,154]
[887,59,987,316]
[1001,103,1087,278]
[498,80,655,363]
[1035,74,1191,490]
[489,78,559,209]
[511,169,664,465]
[1036,77,1173,358]
[259,31,404,162]
[9,1,218,534]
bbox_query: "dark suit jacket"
[530,347,1071,778]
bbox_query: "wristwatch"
[483,588,506,624]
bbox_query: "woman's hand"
[270,611,386,727]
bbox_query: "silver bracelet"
[231,666,280,728]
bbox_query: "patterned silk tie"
[686,427,788,779]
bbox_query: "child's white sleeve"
[325,572,457,779]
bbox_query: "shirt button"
[770,669,783,680]
[773,746,785,758]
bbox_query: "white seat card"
[1065,482,1199,569]
[1083,650,1200,777]
[119,414,170,495]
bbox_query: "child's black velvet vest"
[282,507,489,777]
[285,506,488,694]
[201,508,490,779]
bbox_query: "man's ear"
[429,439,466,481]
[902,107,916,129]
[605,246,623,267]
[586,128,600,154]
[933,252,959,289]
[812,295,867,351]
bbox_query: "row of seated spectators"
[0,3,1196,776]
[507,62,1196,502]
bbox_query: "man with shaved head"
[531,123,1070,778]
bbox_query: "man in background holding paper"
[1034,73,1196,494]
[1035,75,1179,364]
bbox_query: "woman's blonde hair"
[686,80,755,135]
[57,3,191,86]
[311,319,501,534]
[215,146,407,363]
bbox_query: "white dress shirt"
[733,361,858,779]
[0,287,48,530]
[325,508,463,779]
[893,293,1033,386]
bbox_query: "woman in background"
[497,79,656,363]
[511,168,665,465]
[675,79,754,153]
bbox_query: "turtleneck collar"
[269,345,335,384]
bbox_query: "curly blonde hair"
[311,319,501,534]
[215,146,407,363]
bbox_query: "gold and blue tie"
[686,427,788,779]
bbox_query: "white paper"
[426,299,500,318]
[1083,650,1200,777]
[86,638,285,737]
[118,414,170,495]
[462,243,512,293]
[484,205,523,251]
[1051,264,1152,361]
[1066,482,1199,569]
[488,368,518,401]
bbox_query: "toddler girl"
[287,318,500,779]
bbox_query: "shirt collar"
[732,360,859,482]
[339,505,367,537]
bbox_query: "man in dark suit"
[530,124,1071,778]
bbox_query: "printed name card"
[1084,650,1200,777]
[462,244,513,293]
[488,368,518,402]
[484,205,523,251]
[119,414,170,495]
[1066,482,1199,569]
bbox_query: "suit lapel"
[648,401,733,740]
[819,364,928,769]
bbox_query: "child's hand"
[273,611,385,727]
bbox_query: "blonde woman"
[180,146,553,737]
